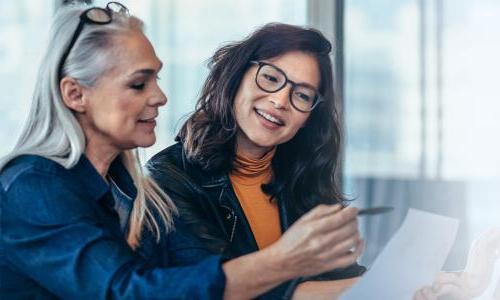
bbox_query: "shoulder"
[0,155,68,191]
[147,142,228,199]
[147,142,184,171]
[146,142,207,189]
[146,142,190,190]
[0,155,97,223]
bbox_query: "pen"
[357,206,394,216]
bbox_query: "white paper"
[341,208,460,300]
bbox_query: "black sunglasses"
[57,2,129,80]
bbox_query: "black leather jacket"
[147,142,365,299]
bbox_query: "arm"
[292,277,360,300]
[147,155,364,298]
[168,203,364,299]
[414,228,500,300]
[1,171,225,299]
[222,204,364,300]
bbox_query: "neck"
[85,138,120,179]
[236,133,274,159]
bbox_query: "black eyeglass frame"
[250,60,323,113]
[57,2,129,80]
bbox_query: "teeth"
[139,118,153,122]
[256,109,283,125]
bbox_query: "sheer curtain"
[341,0,500,268]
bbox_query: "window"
[0,1,53,157]
[344,0,500,181]
[0,0,307,160]
[342,0,500,267]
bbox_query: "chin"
[140,140,156,148]
[250,136,279,148]
[135,136,156,148]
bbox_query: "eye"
[294,91,312,102]
[262,73,279,83]
[130,82,145,90]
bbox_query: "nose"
[269,84,291,110]
[149,85,168,107]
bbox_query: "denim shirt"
[0,154,225,299]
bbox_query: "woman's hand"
[267,204,364,278]
[413,228,500,300]
[222,204,363,300]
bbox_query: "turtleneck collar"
[231,147,276,181]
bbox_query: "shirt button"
[226,213,232,220]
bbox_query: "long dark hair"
[178,23,345,217]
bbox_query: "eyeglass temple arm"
[58,20,86,80]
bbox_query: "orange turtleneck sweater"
[229,148,281,249]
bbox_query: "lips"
[138,116,157,123]
[254,108,285,126]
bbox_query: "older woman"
[147,23,366,299]
[0,3,362,300]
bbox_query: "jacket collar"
[179,144,293,231]
[179,147,228,189]
[70,154,136,203]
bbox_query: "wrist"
[221,245,296,299]
[261,243,296,282]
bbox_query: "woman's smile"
[254,108,285,130]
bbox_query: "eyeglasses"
[250,61,323,112]
[57,2,129,80]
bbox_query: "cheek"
[233,90,252,126]
[234,72,259,110]
[111,94,148,120]
[285,114,310,138]
[292,113,310,130]
[91,99,140,134]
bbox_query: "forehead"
[108,30,162,75]
[264,51,320,88]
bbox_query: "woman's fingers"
[316,217,359,240]
[413,286,436,300]
[327,239,364,271]
[309,206,359,234]
[433,283,468,299]
[414,273,470,300]
[272,204,363,277]
[299,204,343,222]
[324,234,362,259]
[412,287,427,300]
[432,271,462,288]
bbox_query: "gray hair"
[1,4,177,248]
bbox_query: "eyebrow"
[128,61,163,77]
[262,61,319,90]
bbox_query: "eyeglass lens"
[256,64,318,111]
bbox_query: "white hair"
[0,4,177,249]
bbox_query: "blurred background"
[1,0,499,270]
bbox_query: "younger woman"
[148,23,365,299]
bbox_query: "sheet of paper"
[341,208,460,300]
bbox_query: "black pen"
[357,206,394,216]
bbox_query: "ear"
[60,77,86,113]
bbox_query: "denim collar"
[70,154,137,203]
